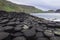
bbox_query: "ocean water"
[30,13,60,21]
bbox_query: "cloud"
[7,0,60,11]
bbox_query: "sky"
[7,0,60,11]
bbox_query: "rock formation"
[0,11,60,40]
[55,9,60,13]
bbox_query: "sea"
[31,13,60,22]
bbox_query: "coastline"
[0,11,60,40]
[31,13,60,22]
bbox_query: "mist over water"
[31,13,60,21]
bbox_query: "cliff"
[0,0,43,13]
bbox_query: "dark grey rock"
[50,36,60,40]
[36,32,44,38]
[14,26,22,31]
[47,28,54,30]
[35,26,44,32]
[7,21,20,25]
[44,30,54,37]
[11,32,23,37]
[0,27,5,32]
[7,22,16,25]
[0,32,9,40]
[47,24,55,27]
[37,37,48,40]
[55,23,60,27]
[0,19,9,23]
[10,18,16,22]
[23,29,36,37]
[4,26,13,30]
[13,37,26,40]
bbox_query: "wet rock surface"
[0,11,60,40]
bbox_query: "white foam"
[31,13,60,22]
[46,18,60,22]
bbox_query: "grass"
[0,0,43,13]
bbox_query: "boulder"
[0,32,9,40]
[37,37,48,40]
[36,32,44,38]
[23,29,36,37]
[44,30,54,37]
[13,37,26,40]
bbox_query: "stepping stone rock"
[4,26,13,30]
[36,32,44,38]
[37,37,48,40]
[35,26,44,32]
[54,28,60,35]
[11,32,23,37]
[7,21,19,25]
[23,29,36,37]
[50,36,60,40]
[0,27,5,32]
[13,36,26,40]
[44,30,54,37]
[55,23,60,27]
[47,24,55,27]
[0,32,9,40]
[14,26,22,31]
[54,31,60,35]
[0,19,9,23]
[10,18,16,22]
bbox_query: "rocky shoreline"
[0,11,60,40]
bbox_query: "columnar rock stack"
[0,11,60,40]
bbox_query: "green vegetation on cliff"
[0,0,43,13]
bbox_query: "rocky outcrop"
[55,9,60,13]
[0,11,60,40]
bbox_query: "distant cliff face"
[55,9,60,13]
[44,10,55,13]
[0,0,43,13]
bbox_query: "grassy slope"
[0,0,43,13]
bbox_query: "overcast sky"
[7,0,60,11]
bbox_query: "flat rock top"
[0,11,60,40]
